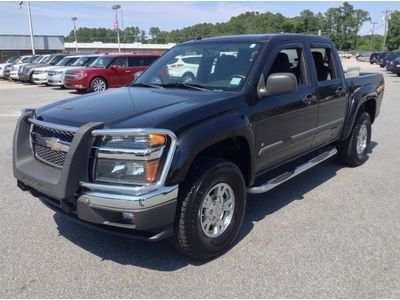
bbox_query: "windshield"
[72,56,94,67]
[134,42,262,91]
[90,56,114,68]
[6,57,18,63]
[25,56,39,63]
[32,56,44,63]
[40,55,54,64]
[56,57,79,66]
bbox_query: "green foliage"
[65,2,376,50]
[386,11,400,50]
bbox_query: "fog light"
[121,212,135,224]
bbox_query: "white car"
[0,56,19,78]
[338,52,352,59]
[47,54,101,87]
[9,55,40,80]
[32,55,81,84]
[167,55,202,83]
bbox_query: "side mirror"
[258,72,298,98]
[110,64,118,70]
[134,71,143,81]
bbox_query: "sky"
[0,1,398,38]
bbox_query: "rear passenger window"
[129,57,145,67]
[310,48,337,81]
[113,57,129,67]
[145,56,158,65]
[269,48,308,86]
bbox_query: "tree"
[149,27,161,43]
[386,11,400,50]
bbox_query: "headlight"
[75,72,87,78]
[397,64,400,67]
[94,134,167,185]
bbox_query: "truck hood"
[35,87,241,132]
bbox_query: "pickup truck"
[13,34,384,260]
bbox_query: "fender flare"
[166,113,256,185]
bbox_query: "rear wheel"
[182,72,195,83]
[337,112,371,166]
[90,77,107,92]
[171,157,246,260]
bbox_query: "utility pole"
[71,17,78,53]
[382,9,393,50]
[370,21,378,50]
[27,1,35,55]
[120,9,124,43]
[112,4,121,53]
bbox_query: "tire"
[337,112,371,167]
[182,72,195,83]
[90,77,107,92]
[397,73,400,77]
[170,157,246,260]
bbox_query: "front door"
[108,56,131,87]
[253,43,318,173]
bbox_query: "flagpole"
[27,1,36,55]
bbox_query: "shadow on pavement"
[54,142,377,271]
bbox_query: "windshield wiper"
[160,82,209,91]
[131,82,163,89]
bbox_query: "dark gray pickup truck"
[13,34,384,260]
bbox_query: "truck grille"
[64,73,78,79]
[31,124,75,168]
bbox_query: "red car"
[63,54,159,92]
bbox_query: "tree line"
[65,2,400,51]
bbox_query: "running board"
[247,148,337,194]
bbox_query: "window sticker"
[230,77,242,85]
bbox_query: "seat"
[212,55,238,81]
[312,52,330,81]
[270,52,291,74]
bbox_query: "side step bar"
[247,148,337,194]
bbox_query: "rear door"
[309,43,347,147]
[253,42,318,172]
[128,56,149,81]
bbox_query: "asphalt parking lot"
[1,60,399,298]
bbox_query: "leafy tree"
[386,11,400,50]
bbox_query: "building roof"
[64,41,175,50]
[0,34,64,50]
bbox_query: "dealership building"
[0,34,175,63]
[0,34,64,63]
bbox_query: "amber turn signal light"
[146,160,161,182]
[149,134,166,147]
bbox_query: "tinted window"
[145,56,158,65]
[311,48,337,81]
[113,57,129,67]
[129,57,145,67]
[182,57,201,64]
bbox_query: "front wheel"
[171,157,246,260]
[90,77,107,92]
[337,112,371,166]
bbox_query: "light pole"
[112,4,121,52]
[27,2,35,55]
[71,17,78,53]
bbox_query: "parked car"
[369,52,381,64]
[22,54,65,83]
[47,54,101,87]
[2,56,32,79]
[9,55,41,80]
[0,56,19,78]
[63,54,159,92]
[338,51,352,59]
[167,54,202,83]
[390,57,400,76]
[13,34,384,260]
[385,52,400,72]
[19,54,54,82]
[31,55,80,84]
[377,52,392,67]
[356,52,371,62]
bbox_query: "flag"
[113,14,119,31]
[18,1,23,9]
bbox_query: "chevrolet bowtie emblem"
[46,139,63,152]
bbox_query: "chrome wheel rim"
[182,74,193,83]
[92,79,106,91]
[356,124,368,155]
[199,183,235,238]
[150,76,162,84]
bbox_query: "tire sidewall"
[181,162,246,258]
[352,112,372,163]
[182,72,195,83]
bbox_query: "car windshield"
[6,57,18,63]
[26,56,39,63]
[90,56,114,68]
[56,57,79,66]
[40,55,54,64]
[32,56,44,63]
[72,56,93,67]
[134,42,262,92]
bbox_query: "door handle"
[335,86,345,96]
[302,94,317,105]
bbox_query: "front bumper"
[32,73,47,84]
[64,78,89,90]
[47,74,64,86]
[13,113,178,240]
[10,70,20,80]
